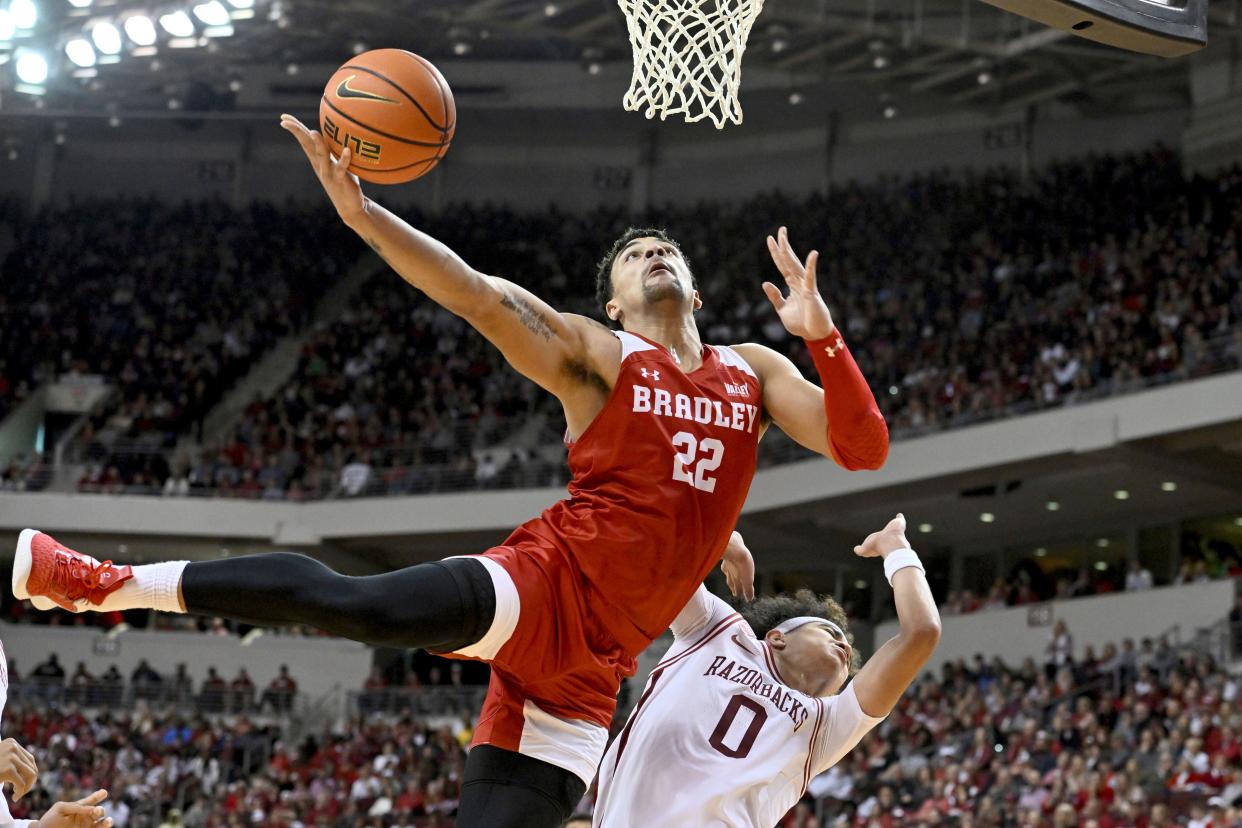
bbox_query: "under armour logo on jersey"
[823,335,845,358]
[640,368,661,381]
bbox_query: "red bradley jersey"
[502,331,763,659]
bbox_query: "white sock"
[94,561,189,613]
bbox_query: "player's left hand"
[33,789,113,828]
[763,226,835,340]
[279,114,367,227]
[721,531,755,602]
[853,514,910,560]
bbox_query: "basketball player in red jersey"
[12,116,888,828]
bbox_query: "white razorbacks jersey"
[594,588,884,828]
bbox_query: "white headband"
[773,616,844,638]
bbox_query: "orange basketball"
[318,49,456,185]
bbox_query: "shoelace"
[52,552,119,599]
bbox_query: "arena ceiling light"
[123,15,158,47]
[10,0,37,30]
[14,49,49,84]
[0,10,14,42]
[158,10,195,37]
[225,0,255,20]
[64,37,96,67]
[91,21,123,55]
[191,1,230,26]
[67,0,93,7]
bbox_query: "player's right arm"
[847,514,941,717]
[280,115,615,398]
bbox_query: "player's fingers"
[761,282,786,310]
[311,130,334,176]
[767,233,797,276]
[279,120,318,162]
[17,750,36,781]
[278,114,310,138]
[334,146,353,183]
[779,227,803,270]
[12,760,35,799]
[10,747,37,797]
[768,232,801,282]
[804,251,819,293]
[305,130,327,176]
[74,789,108,806]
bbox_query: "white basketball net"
[618,0,766,129]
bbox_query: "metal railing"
[348,685,489,719]
[11,675,302,717]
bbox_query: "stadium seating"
[0,197,357,492]
[3,618,1237,826]
[146,149,1242,498]
[4,149,1242,501]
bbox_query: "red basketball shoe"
[12,529,133,612]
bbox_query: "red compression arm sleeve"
[805,331,890,470]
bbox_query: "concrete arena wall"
[873,578,1237,674]
[4,106,1186,211]
[0,621,371,705]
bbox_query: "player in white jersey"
[594,514,940,827]
[0,643,115,828]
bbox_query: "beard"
[641,273,687,304]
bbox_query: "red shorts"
[439,542,634,785]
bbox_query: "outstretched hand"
[279,114,367,225]
[35,789,113,828]
[763,226,835,341]
[853,514,910,559]
[721,531,756,602]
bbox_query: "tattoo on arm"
[500,290,559,342]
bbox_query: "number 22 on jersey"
[672,431,724,493]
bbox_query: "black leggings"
[181,553,496,652]
[459,745,586,827]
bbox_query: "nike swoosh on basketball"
[335,75,397,104]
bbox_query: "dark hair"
[740,589,861,675]
[594,227,695,321]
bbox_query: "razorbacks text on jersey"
[506,330,764,657]
[594,587,885,827]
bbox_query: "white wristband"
[883,548,924,587]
